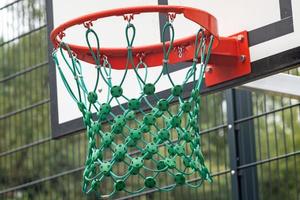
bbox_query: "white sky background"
[0,1,14,41]
[0,0,45,43]
[0,1,13,7]
[0,1,23,41]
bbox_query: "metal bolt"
[231,170,235,175]
[237,34,244,42]
[228,124,233,129]
[205,66,213,73]
[240,55,246,63]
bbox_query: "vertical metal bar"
[279,0,292,19]
[222,92,230,199]
[263,94,273,198]
[158,0,168,5]
[158,0,170,42]
[254,93,263,199]
[235,89,258,200]
[10,3,16,188]
[213,94,222,198]
[272,96,281,199]
[289,100,299,199]
[280,97,290,198]
[225,89,240,200]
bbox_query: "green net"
[52,20,214,198]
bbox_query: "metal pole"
[225,89,241,200]
[235,89,259,200]
[226,89,259,200]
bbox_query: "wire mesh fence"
[0,0,299,199]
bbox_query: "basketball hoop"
[51,5,250,197]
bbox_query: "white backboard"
[47,0,300,137]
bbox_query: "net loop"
[126,23,136,48]
[162,22,176,86]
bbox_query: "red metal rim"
[50,5,219,66]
